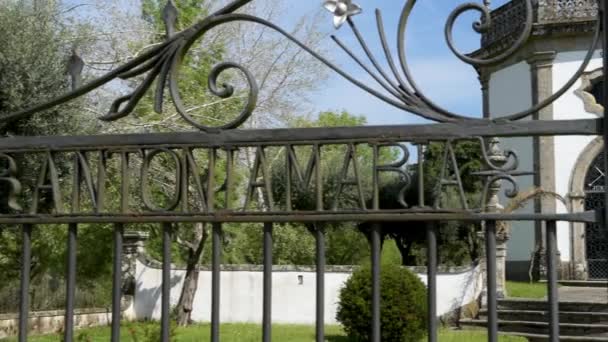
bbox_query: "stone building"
[476,0,605,281]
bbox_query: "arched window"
[577,69,608,278]
[584,151,608,279]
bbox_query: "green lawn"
[1,323,527,342]
[506,281,549,299]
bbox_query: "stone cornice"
[471,0,597,61]
[472,21,596,61]
[136,251,479,274]
[526,51,557,68]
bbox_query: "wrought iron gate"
[1,0,607,341]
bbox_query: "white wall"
[552,50,603,262]
[489,61,535,262]
[489,50,603,263]
[125,260,482,324]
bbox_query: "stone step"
[540,280,608,288]
[460,319,608,337]
[479,309,608,324]
[502,332,608,342]
[498,299,608,312]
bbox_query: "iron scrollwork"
[0,0,602,130]
[0,153,22,212]
[473,137,533,210]
[0,0,603,224]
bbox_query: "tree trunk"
[393,237,414,266]
[175,223,207,326]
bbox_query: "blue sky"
[281,0,511,125]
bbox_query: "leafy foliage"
[0,1,91,136]
[0,2,113,305]
[382,140,484,266]
[336,263,428,342]
[127,320,178,342]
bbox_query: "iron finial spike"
[68,49,84,91]
[163,0,179,38]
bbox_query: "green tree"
[268,111,399,266]
[136,0,329,325]
[0,1,115,311]
[135,0,231,325]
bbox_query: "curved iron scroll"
[0,0,602,130]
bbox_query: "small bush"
[336,263,428,341]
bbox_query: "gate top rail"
[0,0,602,132]
[0,119,601,152]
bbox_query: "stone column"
[478,66,509,298]
[477,69,510,300]
[122,231,148,309]
[479,138,510,303]
[489,138,509,299]
[527,51,557,281]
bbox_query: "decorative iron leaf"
[68,51,85,90]
[163,0,179,37]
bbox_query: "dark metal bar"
[546,220,559,341]
[213,0,252,16]
[486,220,498,342]
[601,0,608,310]
[418,144,425,207]
[63,223,77,342]
[371,223,381,342]
[263,222,273,342]
[315,225,325,342]
[211,223,221,342]
[161,223,172,342]
[111,223,124,342]
[224,148,235,210]
[0,119,600,152]
[18,224,32,342]
[0,210,597,225]
[426,223,437,342]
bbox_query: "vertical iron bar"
[63,223,77,342]
[418,144,425,207]
[371,223,381,342]
[546,220,559,341]
[161,223,172,342]
[111,223,124,342]
[486,220,498,342]
[211,223,221,342]
[315,144,324,342]
[426,223,437,342]
[315,225,325,342]
[601,0,608,305]
[263,222,273,342]
[18,224,32,342]
[114,148,129,341]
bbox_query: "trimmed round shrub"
[336,263,428,341]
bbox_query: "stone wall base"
[0,308,115,339]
